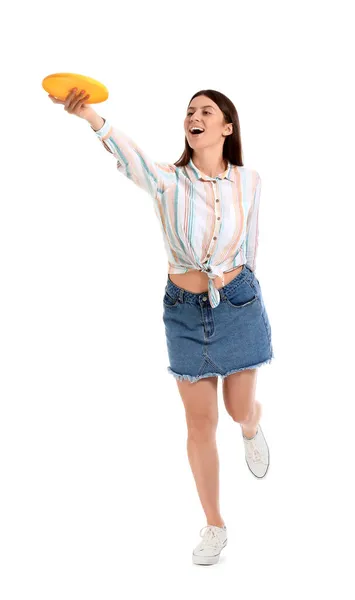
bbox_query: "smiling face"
[184,95,233,151]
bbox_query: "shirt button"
[216,199,220,202]
[207,254,210,258]
[213,236,217,240]
[206,267,212,272]
[202,296,208,301]
[217,217,220,220]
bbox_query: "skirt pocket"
[224,280,258,308]
[163,289,180,308]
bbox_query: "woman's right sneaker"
[192,524,228,565]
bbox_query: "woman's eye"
[187,111,211,116]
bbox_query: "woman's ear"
[223,124,233,137]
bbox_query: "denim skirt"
[162,264,274,383]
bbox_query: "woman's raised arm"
[90,117,174,199]
[49,88,174,200]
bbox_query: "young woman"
[49,88,274,566]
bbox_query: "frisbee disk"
[42,73,109,104]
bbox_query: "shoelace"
[245,437,267,464]
[199,526,224,550]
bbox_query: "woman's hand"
[48,88,97,122]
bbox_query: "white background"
[1,0,354,598]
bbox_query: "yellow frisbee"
[42,72,109,104]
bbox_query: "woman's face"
[184,95,232,150]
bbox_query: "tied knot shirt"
[92,118,261,309]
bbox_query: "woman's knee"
[187,414,218,438]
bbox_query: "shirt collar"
[186,158,237,183]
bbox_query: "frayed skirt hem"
[167,353,275,383]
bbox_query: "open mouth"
[189,127,205,137]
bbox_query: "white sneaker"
[242,424,270,478]
[192,524,228,565]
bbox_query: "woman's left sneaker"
[192,525,228,565]
[242,424,270,478]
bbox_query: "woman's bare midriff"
[169,264,244,293]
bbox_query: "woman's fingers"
[71,90,89,111]
[65,89,88,112]
[64,89,77,111]
[48,88,90,116]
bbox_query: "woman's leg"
[222,368,262,437]
[176,376,225,528]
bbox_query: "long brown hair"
[174,89,244,167]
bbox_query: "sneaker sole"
[192,539,227,565]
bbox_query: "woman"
[49,87,275,567]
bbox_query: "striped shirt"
[92,118,261,309]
